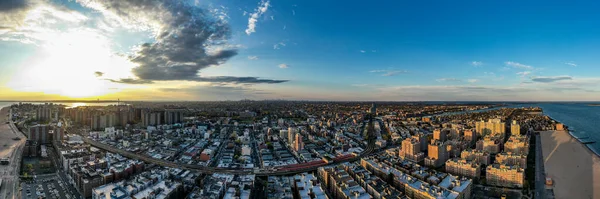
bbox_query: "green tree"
[26,164,33,172]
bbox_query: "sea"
[536,103,600,157]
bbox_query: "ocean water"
[0,102,15,109]
[536,103,600,155]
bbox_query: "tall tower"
[370,103,377,115]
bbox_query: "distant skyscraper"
[370,103,377,115]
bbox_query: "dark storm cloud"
[79,0,288,84]
[94,71,104,77]
[531,76,572,83]
[196,76,288,84]
[107,78,153,84]
[108,76,288,85]
[0,0,35,30]
[0,0,29,12]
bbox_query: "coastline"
[545,115,600,158]
[539,130,600,199]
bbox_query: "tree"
[26,164,33,172]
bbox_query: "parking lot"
[21,175,80,199]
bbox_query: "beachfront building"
[504,135,529,155]
[485,164,525,188]
[495,152,527,169]
[445,158,481,179]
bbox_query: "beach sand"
[540,130,600,199]
[0,107,23,158]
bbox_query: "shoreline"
[539,130,600,199]
[545,115,600,158]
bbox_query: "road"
[534,133,546,199]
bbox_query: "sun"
[7,28,139,99]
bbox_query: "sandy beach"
[540,130,600,199]
[0,106,23,158]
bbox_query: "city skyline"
[2,0,600,101]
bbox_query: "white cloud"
[292,10,295,15]
[471,61,483,67]
[360,50,366,53]
[467,79,479,83]
[278,64,289,69]
[369,70,408,76]
[505,61,533,70]
[565,62,577,67]
[273,42,286,49]
[248,56,258,60]
[436,78,462,82]
[245,0,270,35]
[517,71,531,77]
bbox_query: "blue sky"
[1,0,599,101]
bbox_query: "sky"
[1,0,600,101]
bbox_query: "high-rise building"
[287,127,297,145]
[475,119,505,136]
[504,135,529,155]
[412,133,428,151]
[28,124,51,144]
[400,138,425,163]
[91,113,117,131]
[425,141,448,168]
[485,164,524,188]
[476,136,502,154]
[142,110,164,127]
[445,158,481,179]
[370,103,377,115]
[463,129,476,146]
[460,149,491,165]
[164,109,184,125]
[294,134,304,151]
[495,152,527,169]
[433,129,447,142]
[36,106,53,121]
[510,120,520,136]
